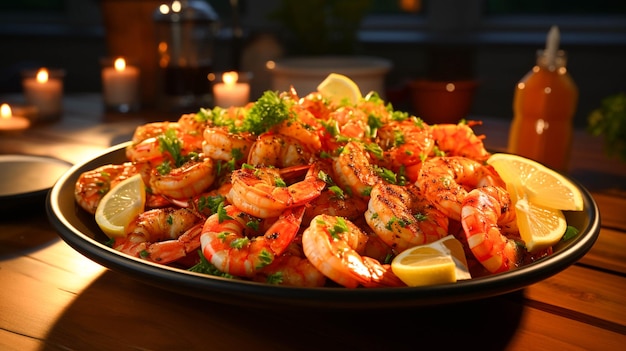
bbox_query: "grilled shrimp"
[302,214,405,288]
[365,183,449,252]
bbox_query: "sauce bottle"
[507,26,578,172]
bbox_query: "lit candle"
[101,57,140,112]
[0,103,30,132]
[213,71,250,107]
[22,68,64,120]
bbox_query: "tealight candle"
[213,71,250,107]
[0,103,30,132]
[22,68,64,121]
[101,57,140,113]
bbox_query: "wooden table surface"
[1,94,625,351]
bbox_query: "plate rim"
[0,153,72,201]
[46,142,601,309]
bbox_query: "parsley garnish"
[562,225,579,241]
[197,195,225,215]
[158,128,185,167]
[217,202,233,223]
[189,250,235,278]
[241,91,292,135]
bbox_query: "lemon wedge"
[391,236,471,287]
[95,173,146,238]
[515,197,567,252]
[486,153,583,252]
[487,153,583,211]
[316,73,362,105]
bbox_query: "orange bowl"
[408,79,478,124]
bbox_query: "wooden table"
[1,94,625,350]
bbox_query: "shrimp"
[254,254,327,287]
[74,162,139,214]
[461,186,522,273]
[332,141,381,199]
[274,109,323,151]
[303,187,368,226]
[328,106,370,141]
[149,156,216,199]
[247,132,317,168]
[375,117,435,173]
[113,207,204,264]
[430,121,490,162]
[302,214,405,288]
[131,121,179,144]
[417,156,504,221]
[365,183,449,252]
[199,205,305,278]
[177,112,209,137]
[127,125,204,164]
[126,137,165,164]
[202,126,255,163]
[228,163,326,218]
[298,92,332,120]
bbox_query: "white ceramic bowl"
[269,56,392,97]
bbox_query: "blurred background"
[0,0,625,127]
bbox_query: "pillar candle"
[213,71,250,107]
[22,68,64,120]
[101,57,140,112]
[0,103,30,132]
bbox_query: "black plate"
[0,154,71,212]
[46,142,601,309]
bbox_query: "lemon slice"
[487,153,583,211]
[486,153,583,252]
[391,236,471,287]
[316,73,362,105]
[515,198,567,252]
[95,173,146,238]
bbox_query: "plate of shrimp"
[47,89,600,308]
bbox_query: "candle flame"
[36,68,49,84]
[114,58,127,71]
[159,4,170,14]
[1,103,12,120]
[223,71,239,86]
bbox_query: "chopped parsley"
[562,225,579,241]
[240,91,292,135]
[189,250,235,278]
[197,195,226,215]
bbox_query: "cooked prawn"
[376,117,434,170]
[74,162,139,214]
[332,141,381,199]
[247,132,317,168]
[365,183,448,252]
[254,254,327,287]
[131,121,178,144]
[202,126,256,163]
[149,156,216,199]
[430,121,490,162]
[461,186,521,273]
[303,187,368,226]
[199,205,305,278]
[113,207,204,264]
[417,156,504,221]
[274,109,323,151]
[302,214,405,288]
[229,163,326,218]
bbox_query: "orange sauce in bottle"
[508,50,578,172]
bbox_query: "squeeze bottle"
[507,26,578,172]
